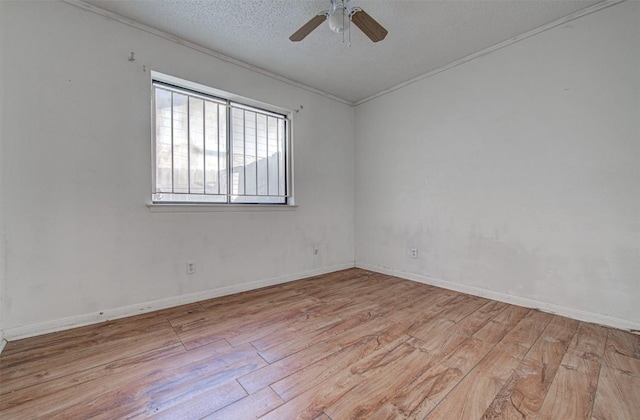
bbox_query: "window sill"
[146,203,298,213]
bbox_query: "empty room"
[0,0,638,418]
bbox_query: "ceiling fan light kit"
[327,6,349,34]
[290,0,388,44]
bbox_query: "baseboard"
[357,262,640,333]
[3,262,355,341]
[0,335,6,354]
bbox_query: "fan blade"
[290,14,326,42]
[351,10,388,42]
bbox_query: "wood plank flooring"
[1,268,638,419]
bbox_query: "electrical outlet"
[410,248,418,259]
[186,261,196,274]
[313,245,319,255]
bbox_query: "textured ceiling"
[81,0,603,103]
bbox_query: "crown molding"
[354,0,626,106]
[63,0,354,106]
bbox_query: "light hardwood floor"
[1,268,638,419]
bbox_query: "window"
[152,76,290,205]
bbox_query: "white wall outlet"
[186,261,196,274]
[410,248,418,259]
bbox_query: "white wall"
[0,0,6,351]
[355,1,640,329]
[2,1,638,342]
[1,1,355,338]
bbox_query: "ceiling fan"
[290,0,388,43]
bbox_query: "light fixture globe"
[327,6,349,33]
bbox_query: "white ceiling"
[81,0,604,104]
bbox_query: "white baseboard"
[357,263,640,333]
[3,262,355,341]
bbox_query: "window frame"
[150,72,294,207]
